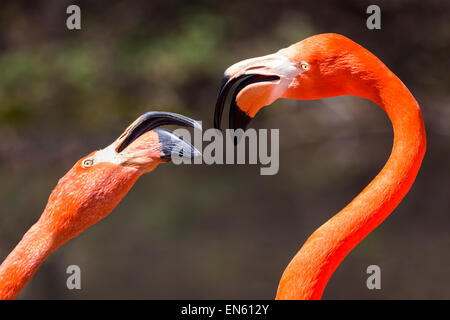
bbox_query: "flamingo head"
[214,33,379,131]
[80,111,201,174]
[40,111,201,241]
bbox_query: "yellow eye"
[300,62,310,71]
[82,158,94,168]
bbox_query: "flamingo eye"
[82,158,94,168]
[300,62,310,71]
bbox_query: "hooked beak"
[116,111,201,161]
[214,52,298,131]
[154,128,201,161]
[215,74,279,131]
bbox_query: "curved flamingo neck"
[0,164,141,300]
[276,66,426,299]
[0,221,56,299]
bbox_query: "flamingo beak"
[214,73,279,131]
[214,52,299,133]
[115,111,201,161]
[214,74,279,130]
[154,128,201,161]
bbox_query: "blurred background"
[0,0,449,299]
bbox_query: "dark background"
[0,0,449,299]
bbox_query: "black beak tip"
[215,73,268,133]
[214,74,232,130]
[155,128,200,161]
[117,111,201,153]
[230,106,253,146]
[230,104,253,131]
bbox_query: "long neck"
[0,164,141,300]
[0,221,56,299]
[276,68,426,299]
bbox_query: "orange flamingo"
[215,33,426,299]
[0,111,201,300]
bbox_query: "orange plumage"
[215,33,426,299]
[0,111,200,299]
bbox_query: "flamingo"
[0,111,201,300]
[214,33,426,299]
